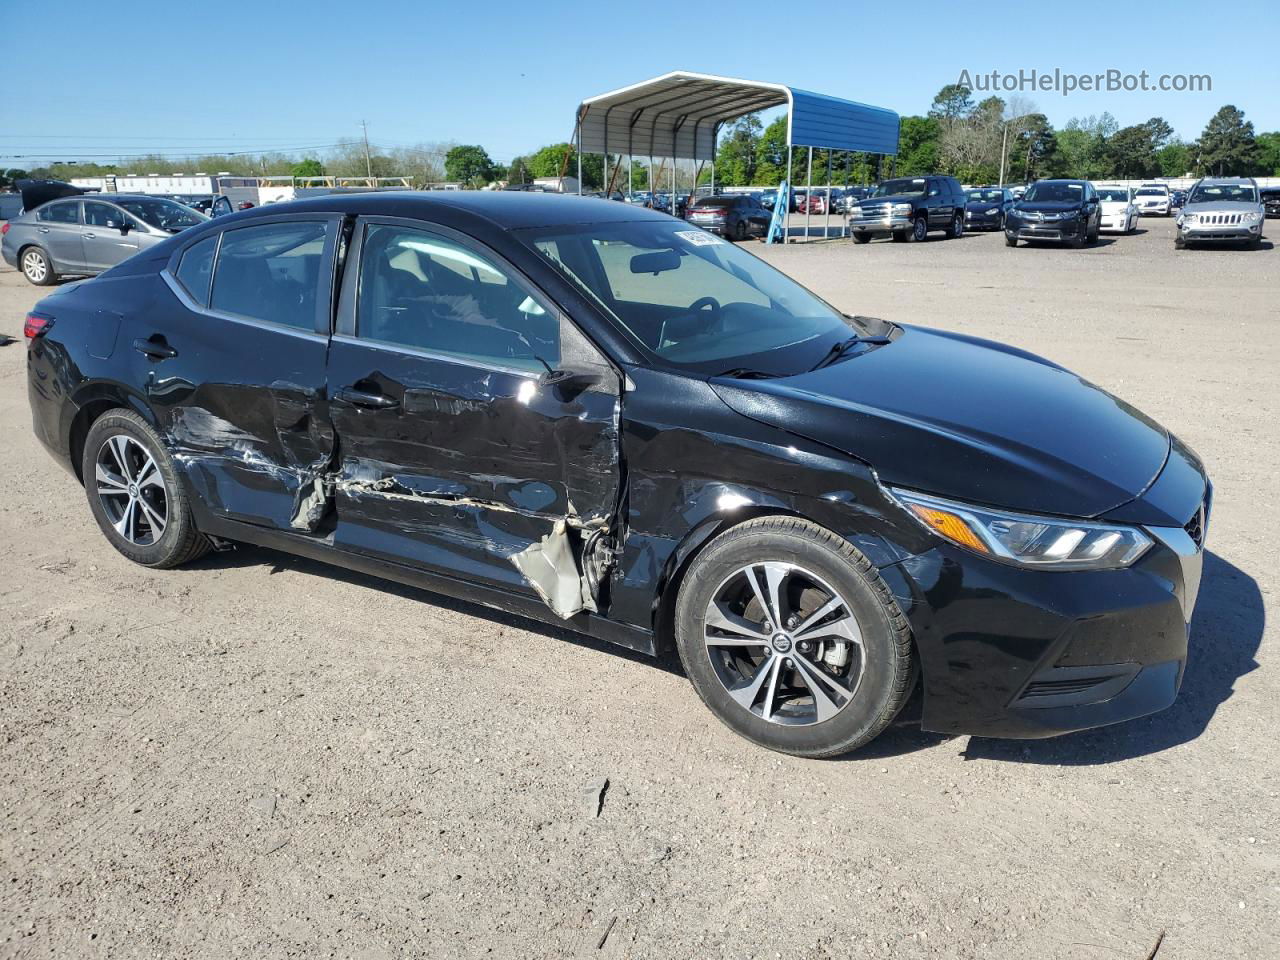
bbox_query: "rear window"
[37,201,80,224]
[209,221,328,331]
[694,198,736,209]
[175,234,218,307]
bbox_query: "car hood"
[1099,200,1131,210]
[16,178,86,212]
[710,325,1171,518]
[857,193,922,206]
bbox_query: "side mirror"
[105,219,131,233]
[538,365,600,400]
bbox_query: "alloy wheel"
[913,217,927,241]
[703,561,865,725]
[94,434,168,546]
[22,250,47,283]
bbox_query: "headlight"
[1182,213,1197,224]
[984,207,999,215]
[1243,211,1262,222]
[890,488,1152,571]
[850,205,863,216]
[891,202,913,215]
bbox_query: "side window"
[209,220,329,331]
[84,201,123,227]
[356,223,559,374]
[175,234,218,307]
[37,201,80,224]
[926,180,940,198]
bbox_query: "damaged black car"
[25,193,1211,757]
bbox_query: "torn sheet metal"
[510,518,600,619]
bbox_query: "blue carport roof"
[576,71,899,162]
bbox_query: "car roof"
[1198,177,1255,185]
[223,190,675,231]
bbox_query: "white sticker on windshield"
[676,230,724,246]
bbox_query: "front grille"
[855,202,891,218]
[1196,213,1242,225]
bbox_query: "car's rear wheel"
[734,219,747,242]
[20,246,57,286]
[82,410,211,568]
[891,230,907,242]
[946,213,964,239]
[674,516,914,758]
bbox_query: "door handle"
[337,386,399,409]
[133,337,177,360]
[83,232,97,239]
[38,227,50,233]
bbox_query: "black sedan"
[963,186,1014,230]
[685,194,771,240]
[1005,179,1102,247]
[1261,187,1280,219]
[24,192,1210,757]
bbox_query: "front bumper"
[850,215,913,234]
[1006,217,1085,242]
[1179,222,1261,242]
[883,459,1209,739]
[1099,214,1130,232]
[964,211,1002,229]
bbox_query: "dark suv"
[847,175,967,243]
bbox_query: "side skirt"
[198,514,658,657]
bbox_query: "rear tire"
[82,410,211,568]
[734,219,747,242]
[20,246,57,286]
[891,230,907,243]
[945,213,964,239]
[674,516,914,758]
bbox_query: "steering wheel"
[658,296,722,349]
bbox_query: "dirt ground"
[1,217,1276,959]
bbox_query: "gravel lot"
[1,217,1276,959]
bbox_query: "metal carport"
[573,71,900,240]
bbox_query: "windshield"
[872,178,927,198]
[521,220,864,375]
[1135,187,1167,197]
[1023,182,1084,203]
[114,197,208,232]
[968,189,1004,202]
[1189,184,1258,204]
[1097,188,1131,202]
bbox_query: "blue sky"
[4,0,1277,167]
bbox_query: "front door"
[33,200,86,272]
[326,218,622,602]
[82,200,141,272]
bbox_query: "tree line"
[4,88,1276,194]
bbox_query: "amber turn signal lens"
[905,503,990,554]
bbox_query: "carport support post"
[824,151,832,239]
[805,146,813,241]
[628,155,633,196]
[786,145,793,242]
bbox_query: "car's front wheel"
[907,215,928,242]
[20,246,57,286]
[82,410,211,568]
[674,516,914,758]
[946,213,964,239]
[852,232,872,244]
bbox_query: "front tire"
[20,246,57,286]
[674,517,914,758]
[945,213,964,239]
[907,215,928,242]
[853,232,872,244]
[82,410,211,568]
[1005,234,1018,247]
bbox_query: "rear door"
[82,201,141,272]
[149,215,341,531]
[34,200,86,271]
[326,217,622,605]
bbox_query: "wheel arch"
[67,384,162,485]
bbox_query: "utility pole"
[360,120,373,179]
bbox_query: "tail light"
[1,222,9,235]
[23,312,54,339]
